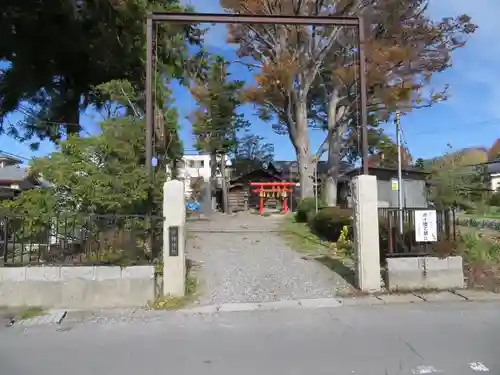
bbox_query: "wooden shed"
[228,168,284,212]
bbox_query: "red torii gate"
[250,181,297,215]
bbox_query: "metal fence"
[378,208,456,258]
[0,214,164,267]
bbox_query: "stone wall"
[386,256,465,291]
[0,265,156,309]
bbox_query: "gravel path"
[186,212,351,306]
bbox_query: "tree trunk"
[325,132,342,206]
[324,92,346,207]
[294,99,314,198]
[63,85,81,136]
[210,152,217,210]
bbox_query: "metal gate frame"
[144,12,370,178]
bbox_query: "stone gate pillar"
[352,175,382,292]
[163,179,186,296]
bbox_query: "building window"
[187,160,205,168]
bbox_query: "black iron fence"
[378,208,456,258]
[0,214,164,267]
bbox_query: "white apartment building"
[167,154,232,198]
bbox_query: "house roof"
[0,153,23,165]
[271,160,351,176]
[0,165,51,187]
[230,168,283,184]
[0,166,30,182]
[487,159,500,174]
[457,159,500,175]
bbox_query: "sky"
[0,0,499,164]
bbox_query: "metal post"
[220,153,229,214]
[314,160,319,213]
[396,111,404,233]
[145,17,154,254]
[358,17,369,175]
[145,16,154,175]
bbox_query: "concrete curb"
[15,309,67,327]
[180,290,500,314]
[9,290,500,327]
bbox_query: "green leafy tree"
[189,54,249,183]
[429,148,489,210]
[96,79,183,172]
[0,0,200,147]
[5,118,163,218]
[1,116,168,263]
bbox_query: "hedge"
[295,197,319,223]
[308,207,353,242]
[490,192,500,207]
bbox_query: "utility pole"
[312,157,319,213]
[220,153,229,214]
[395,111,404,233]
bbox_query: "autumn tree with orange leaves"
[488,139,500,161]
[367,137,413,169]
[221,0,476,201]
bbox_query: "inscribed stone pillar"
[163,179,186,296]
[352,175,382,292]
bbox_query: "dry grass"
[148,274,198,310]
[458,226,500,291]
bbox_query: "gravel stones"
[186,212,351,306]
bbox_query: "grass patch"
[457,227,500,291]
[279,214,356,290]
[148,273,198,310]
[0,306,46,321]
[20,306,46,320]
[279,214,334,257]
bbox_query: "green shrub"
[295,197,318,222]
[460,232,500,264]
[378,219,415,256]
[308,207,353,241]
[490,192,500,207]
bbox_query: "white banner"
[414,210,437,242]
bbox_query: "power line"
[0,149,32,161]
[393,117,500,138]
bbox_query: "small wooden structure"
[227,168,285,213]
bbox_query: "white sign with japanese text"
[414,210,437,242]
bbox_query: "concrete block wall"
[386,256,465,291]
[0,265,156,309]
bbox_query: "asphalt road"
[1,301,500,375]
